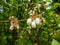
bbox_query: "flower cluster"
[27,14,45,28]
[9,16,19,30]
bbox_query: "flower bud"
[27,18,32,25]
[31,20,36,28]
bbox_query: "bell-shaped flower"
[31,20,36,28]
[35,18,41,25]
[27,18,32,25]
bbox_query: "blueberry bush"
[0,0,60,45]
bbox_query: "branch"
[0,19,27,22]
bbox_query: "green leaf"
[20,38,33,45]
[51,39,60,45]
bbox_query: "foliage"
[0,0,60,45]
[51,39,60,45]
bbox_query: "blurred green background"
[0,0,60,45]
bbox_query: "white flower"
[45,2,51,6]
[35,18,41,25]
[31,20,36,28]
[27,18,32,25]
[38,4,41,9]
[38,4,41,7]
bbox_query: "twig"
[0,19,27,22]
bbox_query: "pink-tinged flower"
[9,25,14,30]
[9,16,19,30]
[15,24,19,29]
